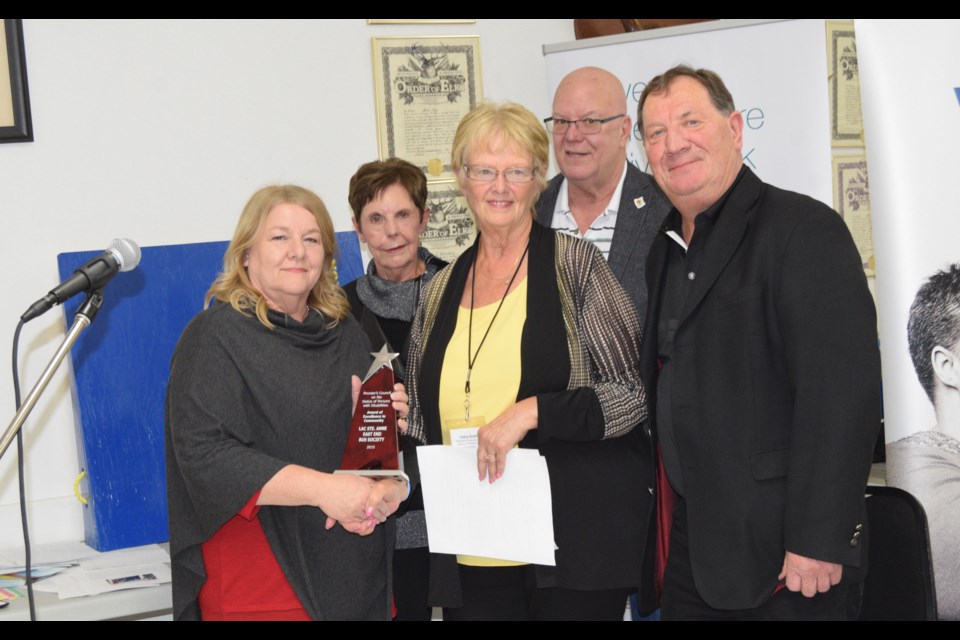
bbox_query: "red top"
[199,491,310,621]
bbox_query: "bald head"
[554,67,628,115]
[551,67,631,192]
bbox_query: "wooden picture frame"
[0,18,33,143]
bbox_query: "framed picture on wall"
[371,36,482,182]
[422,180,476,262]
[0,18,32,143]
[826,20,863,147]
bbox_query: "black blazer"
[640,168,882,610]
[535,162,670,320]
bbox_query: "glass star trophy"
[336,344,409,483]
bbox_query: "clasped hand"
[322,475,407,536]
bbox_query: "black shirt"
[656,166,748,495]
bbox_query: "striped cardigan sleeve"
[538,233,647,441]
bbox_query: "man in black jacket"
[638,65,881,620]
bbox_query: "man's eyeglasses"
[543,114,625,135]
[462,165,537,183]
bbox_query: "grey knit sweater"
[165,301,393,620]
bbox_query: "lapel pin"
[634,196,646,209]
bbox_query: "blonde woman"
[406,104,651,620]
[166,185,408,620]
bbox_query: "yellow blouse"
[438,277,527,567]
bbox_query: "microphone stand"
[0,289,105,460]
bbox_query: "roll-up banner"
[543,19,833,207]
[858,19,960,620]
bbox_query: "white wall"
[0,18,574,549]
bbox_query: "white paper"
[32,563,171,599]
[417,445,556,565]
[0,542,168,574]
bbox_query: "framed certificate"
[827,21,863,147]
[832,154,874,276]
[372,36,483,181]
[422,180,476,262]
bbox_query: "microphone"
[21,238,142,322]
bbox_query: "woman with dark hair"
[344,158,448,383]
[344,158,447,620]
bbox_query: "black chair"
[860,485,938,620]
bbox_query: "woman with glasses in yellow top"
[405,102,652,621]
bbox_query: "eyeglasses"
[543,114,625,135]
[462,165,537,183]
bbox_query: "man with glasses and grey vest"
[537,66,670,323]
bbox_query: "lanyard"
[464,240,529,421]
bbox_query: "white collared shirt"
[549,161,628,261]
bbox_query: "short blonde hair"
[451,102,549,196]
[205,185,349,329]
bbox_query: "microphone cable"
[5,239,139,619]
[11,318,37,621]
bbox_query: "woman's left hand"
[351,377,409,434]
[477,397,538,483]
